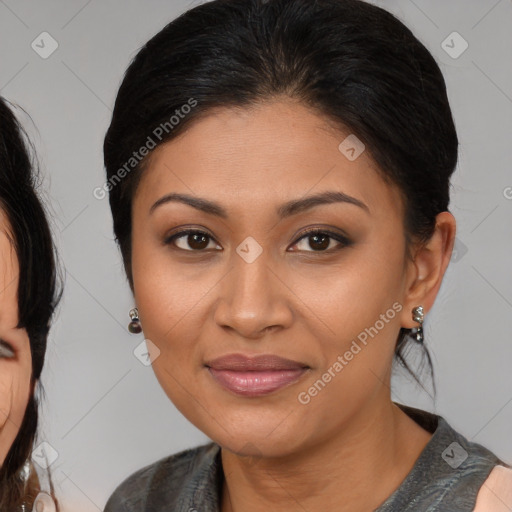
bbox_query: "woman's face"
[131,98,425,457]
[0,209,32,466]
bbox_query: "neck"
[220,398,432,512]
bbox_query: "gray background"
[0,0,511,510]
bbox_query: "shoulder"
[103,441,219,512]
[380,405,510,512]
[474,465,512,512]
[430,417,508,510]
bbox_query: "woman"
[102,0,512,510]
[0,96,61,510]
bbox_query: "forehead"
[135,99,404,220]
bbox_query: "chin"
[204,414,305,456]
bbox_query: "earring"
[128,307,142,334]
[411,305,424,343]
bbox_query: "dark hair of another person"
[0,97,62,509]
[104,0,459,394]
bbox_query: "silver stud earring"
[411,305,424,343]
[128,307,142,334]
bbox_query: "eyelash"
[164,228,352,254]
[0,340,15,359]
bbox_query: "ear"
[400,211,456,328]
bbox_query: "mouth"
[205,353,310,397]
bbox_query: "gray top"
[104,403,507,511]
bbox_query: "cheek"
[0,364,31,424]
[133,261,216,347]
[294,236,406,404]
[131,246,216,402]
[131,232,221,348]
[293,276,404,439]
[0,372,13,429]
[0,364,31,466]
[295,232,406,346]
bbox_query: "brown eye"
[165,230,221,252]
[290,229,352,252]
[306,233,330,251]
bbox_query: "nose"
[213,248,293,340]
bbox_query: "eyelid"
[291,227,352,251]
[165,228,221,251]
[0,340,15,359]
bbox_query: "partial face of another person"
[130,99,426,457]
[0,209,32,466]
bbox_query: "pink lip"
[205,353,309,397]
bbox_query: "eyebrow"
[149,190,370,218]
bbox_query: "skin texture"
[130,98,456,511]
[0,209,32,467]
